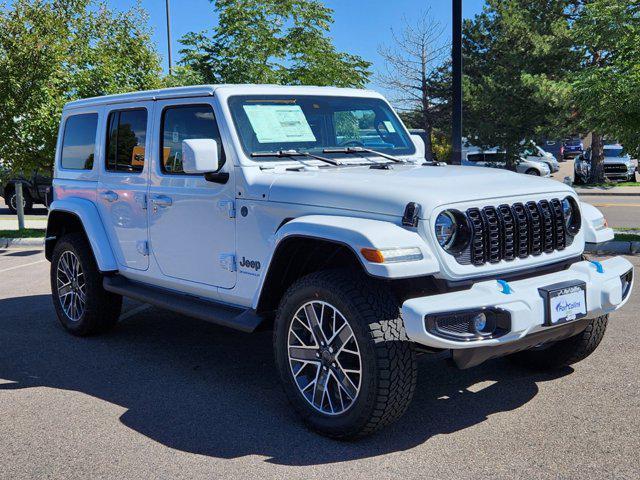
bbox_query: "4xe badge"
[239,256,261,271]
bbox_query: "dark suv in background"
[0,171,52,214]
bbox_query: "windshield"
[228,95,415,160]
[604,147,625,157]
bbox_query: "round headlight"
[434,210,471,253]
[435,211,456,249]
[561,196,581,235]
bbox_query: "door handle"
[101,191,118,203]
[151,195,172,208]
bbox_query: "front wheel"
[274,269,417,439]
[525,168,540,176]
[509,316,608,370]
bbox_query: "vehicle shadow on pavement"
[0,295,573,466]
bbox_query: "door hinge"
[136,241,149,256]
[218,199,236,218]
[219,253,236,272]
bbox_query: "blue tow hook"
[589,260,604,274]
[497,279,512,294]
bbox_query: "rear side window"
[160,104,224,174]
[106,109,147,173]
[60,113,98,170]
[467,154,483,162]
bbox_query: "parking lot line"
[0,259,46,273]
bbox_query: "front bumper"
[402,256,633,352]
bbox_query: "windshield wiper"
[322,146,404,163]
[251,149,340,166]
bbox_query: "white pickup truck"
[46,85,633,439]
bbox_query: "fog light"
[425,309,510,341]
[472,313,488,333]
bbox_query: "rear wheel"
[274,269,417,439]
[509,316,608,370]
[51,233,122,336]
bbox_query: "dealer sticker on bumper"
[539,281,587,326]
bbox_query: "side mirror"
[410,134,426,158]
[182,139,219,174]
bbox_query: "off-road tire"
[7,188,33,215]
[509,315,608,370]
[51,233,122,336]
[274,269,417,439]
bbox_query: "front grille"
[604,164,628,174]
[460,198,571,266]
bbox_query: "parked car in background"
[523,143,559,173]
[574,144,636,184]
[0,171,52,214]
[563,138,584,159]
[462,148,551,177]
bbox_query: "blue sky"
[111,0,486,88]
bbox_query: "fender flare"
[580,201,614,244]
[253,215,440,309]
[46,198,118,272]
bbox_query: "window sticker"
[243,104,316,143]
[383,120,396,133]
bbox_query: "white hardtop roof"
[64,84,383,110]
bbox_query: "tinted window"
[161,105,224,174]
[60,114,98,170]
[467,154,484,162]
[106,109,147,173]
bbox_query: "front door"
[147,99,236,288]
[97,102,153,271]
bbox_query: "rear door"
[97,102,153,271]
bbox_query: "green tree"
[0,0,162,177]
[179,0,371,88]
[463,0,577,169]
[571,0,640,181]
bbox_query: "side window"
[161,104,224,174]
[105,109,147,173]
[60,113,98,170]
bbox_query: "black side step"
[103,276,263,333]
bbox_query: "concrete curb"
[0,237,45,249]
[585,241,640,256]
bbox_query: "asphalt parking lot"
[0,249,638,479]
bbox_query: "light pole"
[451,0,463,165]
[165,0,173,76]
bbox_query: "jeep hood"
[266,164,574,219]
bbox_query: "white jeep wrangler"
[46,85,633,439]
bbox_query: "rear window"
[60,113,98,170]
